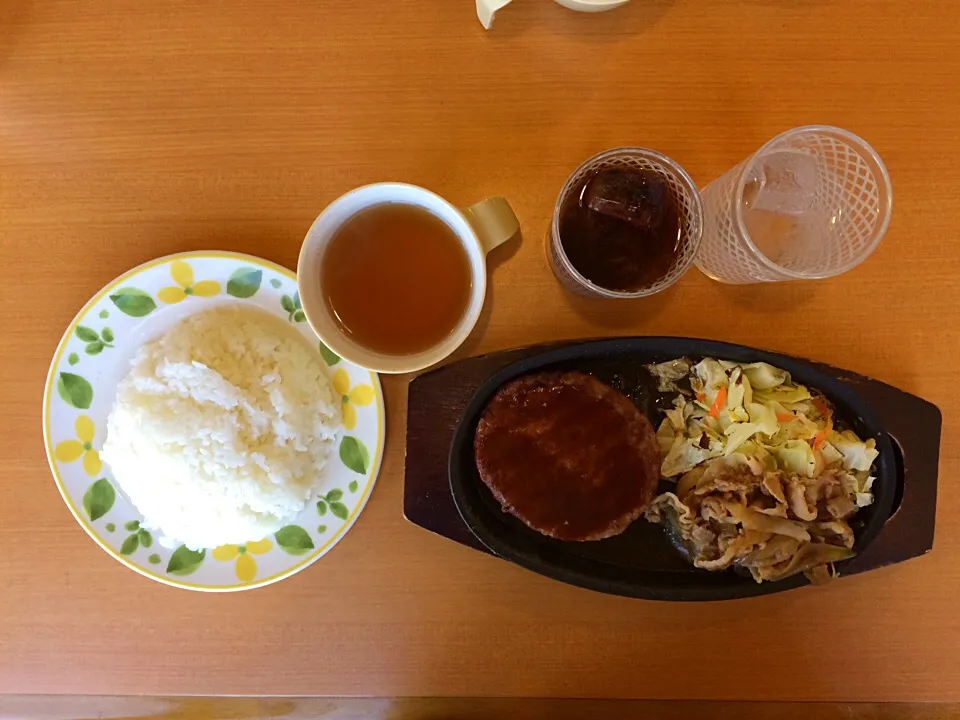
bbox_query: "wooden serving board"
[403,340,941,586]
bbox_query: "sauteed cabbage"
[644,358,879,583]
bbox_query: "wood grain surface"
[5,696,960,720]
[1,0,958,701]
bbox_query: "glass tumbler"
[696,126,893,284]
[548,148,703,298]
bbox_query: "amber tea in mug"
[298,182,520,374]
[321,203,473,356]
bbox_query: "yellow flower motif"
[157,260,221,304]
[212,538,273,582]
[332,369,374,431]
[54,415,102,476]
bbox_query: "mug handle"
[464,197,520,253]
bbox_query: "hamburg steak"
[473,371,660,541]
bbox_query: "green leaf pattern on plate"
[340,436,370,475]
[82,478,115,521]
[110,287,157,317]
[119,527,152,555]
[275,525,315,555]
[76,327,98,342]
[120,533,140,555]
[57,372,93,409]
[319,341,340,366]
[281,292,306,323]
[76,325,114,356]
[316,488,351,522]
[68,353,79,366]
[166,546,206,576]
[226,267,263,299]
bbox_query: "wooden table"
[1,0,958,702]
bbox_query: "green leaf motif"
[68,353,79,366]
[226,267,263,299]
[76,326,99,342]
[148,553,161,565]
[339,436,370,475]
[101,327,114,343]
[330,502,349,521]
[318,341,340,366]
[166,546,206,576]
[316,499,327,516]
[275,525,315,555]
[138,529,153,548]
[82,478,115,521]
[85,341,104,356]
[99,310,109,319]
[326,488,343,503]
[110,287,157,317]
[349,480,358,493]
[317,525,327,534]
[57,372,93,409]
[270,278,282,289]
[120,534,140,555]
[280,295,296,313]
[124,520,140,531]
[292,309,306,323]
[293,291,302,309]
[105,522,116,532]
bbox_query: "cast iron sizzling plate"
[448,338,906,601]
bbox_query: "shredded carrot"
[708,386,727,419]
[812,398,833,449]
[813,423,832,450]
[776,412,795,422]
[696,393,706,403]
[812,398,830,418]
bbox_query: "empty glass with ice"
[696,126,893,284]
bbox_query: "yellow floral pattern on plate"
[158,260,221,304]
[54,415,102,476]
[212,538,273,582]
[45,252,384,591]
[332,369,374,431]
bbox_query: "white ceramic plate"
[42,251,385,592]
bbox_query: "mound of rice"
[101,306,341,550]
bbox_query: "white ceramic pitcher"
[477,0,631,29]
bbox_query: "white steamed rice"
[101,306,340,550]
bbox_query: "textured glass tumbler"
[548,148,703,298]
[696,126,893,284]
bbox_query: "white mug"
[297,183,519,374]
